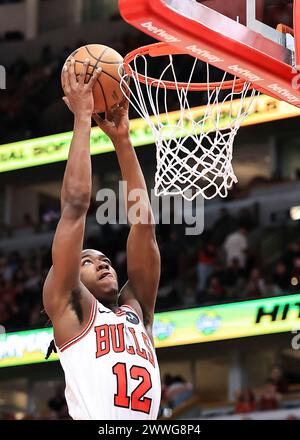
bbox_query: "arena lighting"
[1,293,300,369]
[0,95,300,174]
[291,277,299,286]
[290,206,300,221]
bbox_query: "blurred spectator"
[258,379,281,411]
[243,268,265,298]
[163,374,194,409]
[182,285,196,307]
[270,366,289,394]
[196,243,216,293]
[14,213,37,237]
[283,242,300,273]
[42,209,60,230]
[223,258,246,291]
[235,388,256,414]
[159,374,172,418]
[223,227,248,268]
[286,414,299,420]
[206,276,227,302]
[48,384,70,420]
[273,262,291,291]
[0,280,16,309]
[260,275,282,298]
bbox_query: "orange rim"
[123,42,250,92]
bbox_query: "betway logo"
[255,301,300,324]
[228,65,263,82]
[267,83,300,103]
[141,22,181,43]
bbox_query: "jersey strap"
[59,299,98,352]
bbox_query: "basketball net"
[120,50,258,201]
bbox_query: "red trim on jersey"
[121,304,136,313]
[115,310,127,317]
[59,299,97,352]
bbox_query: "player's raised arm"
[43,59,101,321]
[93,101,161,333]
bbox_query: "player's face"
[80,249,119,303]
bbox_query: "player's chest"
[93,306,156,368]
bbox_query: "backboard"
[197,0,294,44]
[119,0,300,107]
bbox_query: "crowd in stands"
[0,384,70,420]
[1,204,300,332]
[159,374,194,417]
[235,366,292,415]
[1,365,299,419]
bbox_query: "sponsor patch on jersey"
[125,311,139,325]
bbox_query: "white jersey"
[56,299,161,420]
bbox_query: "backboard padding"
[119,0,300,107]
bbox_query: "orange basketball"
[62,44,125,113]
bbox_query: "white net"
[120,52,258,201]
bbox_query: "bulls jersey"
[56,299,161,420]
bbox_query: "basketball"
[62,44,125,113]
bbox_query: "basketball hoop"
[120,42,259,201]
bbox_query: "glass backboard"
[197,0,293,29]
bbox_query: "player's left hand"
[92,92,130,145]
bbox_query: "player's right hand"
[62,58,102,118]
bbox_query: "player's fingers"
[88,67,102,89]
[111,103,120,112]
[68,58,77,89]
[120,94,130,110]
[92,113,104,127]
[62,65,71,94]
[107,109,115,122]
[79,58,90,85]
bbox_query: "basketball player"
[43,58,161,420]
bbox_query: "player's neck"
[99,298,118,310]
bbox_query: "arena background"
[0,0,300,421]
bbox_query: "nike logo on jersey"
[98,308,112,314]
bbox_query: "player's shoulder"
[119,299,144,324]
[118,281,144,318]
[119,302,155,346]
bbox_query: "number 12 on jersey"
[113,362,153,414]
